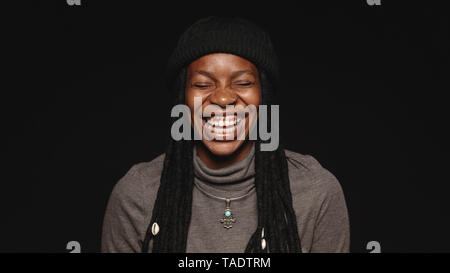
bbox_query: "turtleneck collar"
[193,144,255,195]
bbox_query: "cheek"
[240,87,262,106]
[185,88,201,113]
[185,89,207,126]
[185,92,197,130]
[185,88,193,108]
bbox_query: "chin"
[202,139,245,157]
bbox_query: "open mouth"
[202,114,246,141]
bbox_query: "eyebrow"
[230,70,254,78]
[194,70,255,80]
[195,70,215,80]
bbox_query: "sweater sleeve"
[310,172,350,253]
[101,165,145,253]
[286,150,350,253]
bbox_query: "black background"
[2,1,449,252]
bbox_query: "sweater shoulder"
[130,154,165,186]
[112,153,165,202]
[284,149,342,197]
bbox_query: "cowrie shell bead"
[151,222,160,236]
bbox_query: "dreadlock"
[141,67,302,253]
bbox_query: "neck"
[196,141,254,170]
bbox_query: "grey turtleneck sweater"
[101,145,350,253]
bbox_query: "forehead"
[187,53,258,74]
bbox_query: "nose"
[209,88,237,107]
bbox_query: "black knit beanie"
[166,16,280,88]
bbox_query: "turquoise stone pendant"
[220,199,235,229]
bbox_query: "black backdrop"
[2,1,448,252]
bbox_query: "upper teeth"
[206,116,242,127]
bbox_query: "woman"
[101,16,350,253]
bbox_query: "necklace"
[194,181,255,229]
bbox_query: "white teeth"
[213,126,236,135]
[203,115,246,139]
[205,115,243,127]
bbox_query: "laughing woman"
[101,17,350,253]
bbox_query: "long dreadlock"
[142,67,302,253]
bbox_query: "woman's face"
[186,53,261,157]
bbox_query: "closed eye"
[193,83,214,89]
[234,81,254,87]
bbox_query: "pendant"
[220,198,236,229]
